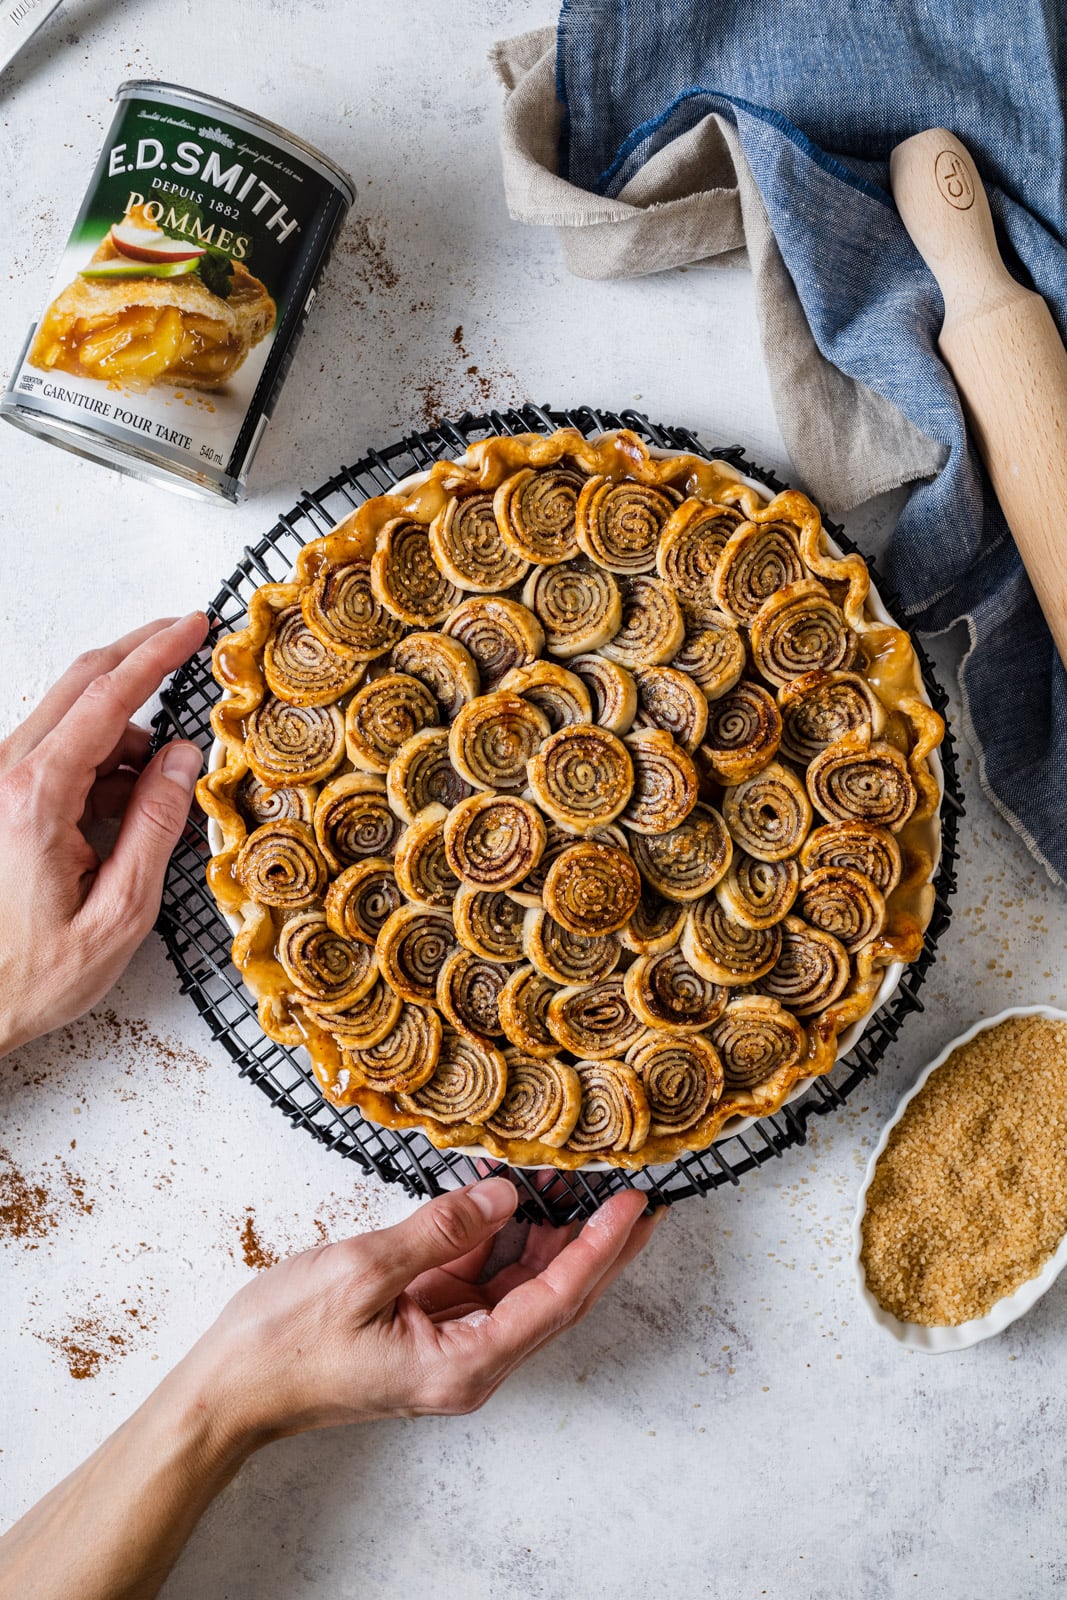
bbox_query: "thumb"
[354,1179,518,1302]
[92,740,201,933]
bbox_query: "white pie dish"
[205,436,944,1168]
[851,1004,1067,1353]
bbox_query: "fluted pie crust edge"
[199,428,944,1170]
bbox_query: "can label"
[6,89,348,492]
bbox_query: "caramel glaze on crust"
[199,428,944,1170]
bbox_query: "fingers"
[570,1208,666,1321]
[83,741,202,936]
[419,1234,499,1289]
[480,1221,576,1304]
[97,723,153,778]
[0,618,180,772]
[346,1179,518,1304]
[82,770,138,826]
[451,1190,650,1359]
[34,613,208,820]
[405,1235,499,1317]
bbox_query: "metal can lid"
[116,80,355,206]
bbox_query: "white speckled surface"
[1,4,1066,1596]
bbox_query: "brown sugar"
[860,1015,1067,1325]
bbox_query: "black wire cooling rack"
[152,403,964,1225]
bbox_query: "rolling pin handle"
[889,129,1021,327]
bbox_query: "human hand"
[182,1178,662,1444]
[0,612,209,1057]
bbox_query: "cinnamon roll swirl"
[376,905,455,1005]
[619,892,687,955]
[324,858,403,944]
[757,915,851,1015]
[710,996,807,1090]
[629,803,732,901]
[575,476,676,575]
[344,1002,442,1096]
[370,517,462,626]
[625,1032,724,1137]
[505,819,574,910]
[499,661,592,731]
[542,841,642,936]
[713,521,805,624]
[700,683,782,784]
[527,724,634,831]
[314,773,401,868]
[454,885,527,962]
[569,655,638,735]
[344,672,439,774]
[546,975,644,1059]
[277,911,378,1007]
[448,691,550,792]
[799,821,902,896]
[436,948,509,1042]
[444,793,547,891]
[778,670,886,765]
[397,1027,507,1126]
[798,865,886,953]
[656,499,742,627]
[428,491,529,592]
[565,1059,650,1155]
[682,896,783,985]
[386,727,473,823]
[671,621,746,701]
[601,576,685,669]
[623,948,728,1033]
[498,964,560,1058]
[484,1051,582,1147]
[722,762,813,862]
[245,697,345,787]
[522,908,621,987]
[806,737,918,832]
[494,466,584,565]
[304,976,403,1051]
[522,558,622,657]
[263,606,365,708]
[389,633,480,721]
[620,728,698,835]
[715,852,799,930]
[393,804,459,907]
[750,580,855,687]
[634,665,709,751]
[302,560,405,661]
[442,597,545,690]
[236,773,317,830]
[235,820,329,910]
[586,821,631,853]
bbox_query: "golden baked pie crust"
[199,428,943,1169]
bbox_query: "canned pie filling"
[2,81,353,501]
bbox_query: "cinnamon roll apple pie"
[200,428,943,1169]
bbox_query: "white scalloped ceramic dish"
[852,1005,1067,1353]
[206,437,943,1169]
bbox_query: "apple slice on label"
[80,259,201,280]
[110,221,207,263]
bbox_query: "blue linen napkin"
[555,0,1067,882]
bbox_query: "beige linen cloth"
[491,27,946,515]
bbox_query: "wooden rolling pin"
[890,128,1067,668]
